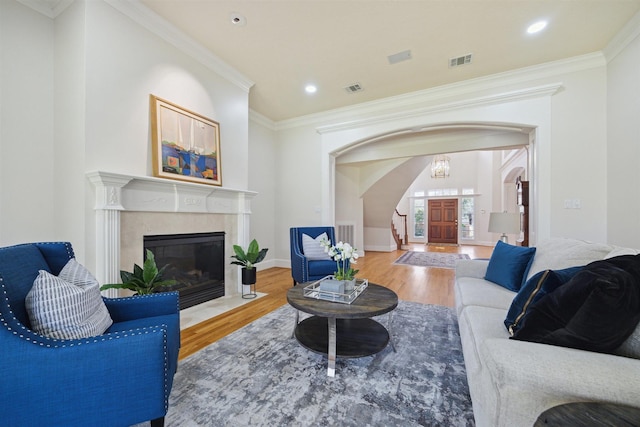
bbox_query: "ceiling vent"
[387,50,412,65]
[449,54,473,68]
[344,83,363,94]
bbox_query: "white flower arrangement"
[320,238,360,281]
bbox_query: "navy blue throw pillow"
[504,266,583,335]
[512,255,640,354]
[484,241,536,292]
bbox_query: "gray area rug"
[154,301,474,426]
[394,252,471,269]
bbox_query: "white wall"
[0,0,56,244]
[54,0,88,259]
[607,17,640,247]
[413,152,481,195]
[547,66,607,239]
[273,123,324,262]
[335,164,365,252]
[79,0,250,270]
[1,0,252,274]
[248,115,277,269]
[476,151,496,244]
[82,1,249,187]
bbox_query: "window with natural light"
[461,191,475,239]
[427,188,459,197]
[413,192,425,238]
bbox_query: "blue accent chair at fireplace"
[0,242,180,427]
[290,226,349,286]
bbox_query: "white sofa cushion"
[458,305,510,377]
[525,238,612,281]
[605,246,640,259]
[457,305,511,427]
[482,337,640,427]
[455,258,489,279]
[616,323,640,359]
[455,276,515,317]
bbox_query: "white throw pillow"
[26,259,113,339]
[301,232,331,260]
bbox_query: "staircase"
[391,209,408,250]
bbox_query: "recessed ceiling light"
[230,12,246,26]
[527,20,547,34]
[305,84,317,94]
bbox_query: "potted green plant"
[230,239,268,286]
[100,249,177,295]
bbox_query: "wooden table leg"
[327,317,336,377]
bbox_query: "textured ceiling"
[141,0,640,121]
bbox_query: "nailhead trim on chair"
[0,242,173,420]
[1,284,172,403]
[161,327,169,411]
[34,241,75,263]
[104,292,181,313]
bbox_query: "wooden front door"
[428,199,458,244]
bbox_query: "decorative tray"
[303,276,368,304]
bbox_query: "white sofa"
[454,238,640,427]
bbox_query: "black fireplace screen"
[144,231,225,310]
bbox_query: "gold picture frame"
[150,95,222,186]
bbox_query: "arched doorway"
[330,123,534,251]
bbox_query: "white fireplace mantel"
[87,171,257,214]
[87,171,256,296]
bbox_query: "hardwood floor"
[178,243,493,359]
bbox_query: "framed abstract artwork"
[150,95,222,186]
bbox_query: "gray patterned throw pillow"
[302,232,331,260]
[26,259,113,339]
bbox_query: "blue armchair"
[0,242,180,427]
[290,226,348,286]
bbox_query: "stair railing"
[392,209,408,250]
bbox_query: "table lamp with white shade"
[488,212,521,244]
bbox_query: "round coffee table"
[287,282,398,377]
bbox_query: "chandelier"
[430,155,450,178]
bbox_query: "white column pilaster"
[235,192,252,293]
[87,172,131,297]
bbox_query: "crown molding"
[275,52,603,131]
[104,0,254,93]
[17,0,255,92]
[16,0,73,18]
[315,83,563,135]
[249,109,276,131]
[603,10,640,62]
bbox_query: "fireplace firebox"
[144,231,225,310]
